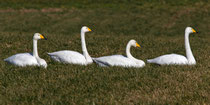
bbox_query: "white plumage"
[48,26,93,65]
[48,50,87,65]
[4,53,38,66]
[4,33,47,68]
[93,40,145,68]
[147,27,197,65]
[147,54,188,65]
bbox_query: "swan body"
[147,54,188,65]
[147,27,197,65]
[48,26,93,65]
[94,55,145,67]
[48,50,88,65]
[4,53,38,66]
[93,40,145,68]
[4,33,47,68]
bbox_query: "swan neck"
[33,39,39,57]
[126,42,136,60]
[185,32,196,64]
[81,31,92,63]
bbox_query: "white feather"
[147,54,188,65]
[48,50,87,65]
[4,53,38,66]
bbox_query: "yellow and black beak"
[40,34,47,40]
[87,27,92,32]
[136,43,141,48]
[192,28,198,33]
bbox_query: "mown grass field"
[0,0,210,104]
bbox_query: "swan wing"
[94,55,141,67]
[48,50,87,65]
[4,53,38,67]
[147,54,188,65]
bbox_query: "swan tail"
[47,53,57,57]
[47,53,61,62]
[47,53,52,56]
[147,59,154,63]
[93,58,109,67]
[4,58,7,62]
[4,57,10,62]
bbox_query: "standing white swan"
[4,33,47,68]
[48,26,92,65]
[93,40,145,68]
[147,27,197,65]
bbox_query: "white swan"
[4,33,47,68]
[147,27,197,65]
[93,40,145,68]
[48,26,93,65]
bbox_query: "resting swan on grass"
[93,40,145,68]
[48,26,93,65]
[4,33,47,68]
[147,27,198,65]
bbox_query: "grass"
[0,0,210,104]
[0,0,207,9]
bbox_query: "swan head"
[33,33,47,40]
[81,26,92,33]
[129,39,141,48]
[185,27,197,34]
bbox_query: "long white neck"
[126,42,137,60]
[185,32,196,65]
[81,31,92,63]
[33,39,39,58]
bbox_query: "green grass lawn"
[0,0,210,104]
